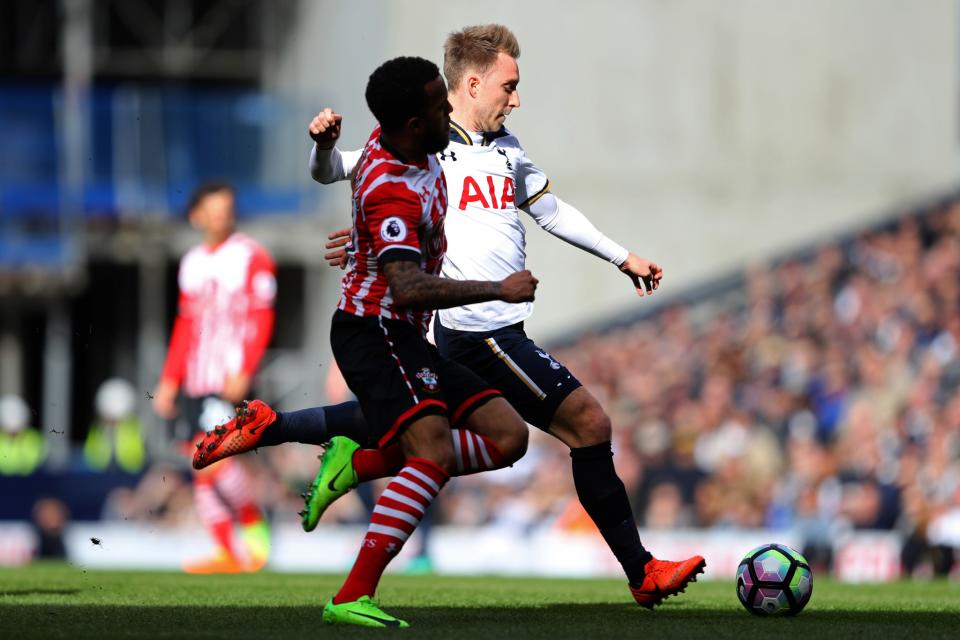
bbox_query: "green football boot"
[301,436,360,532]
[322,595,409,628]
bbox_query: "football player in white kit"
[195,25,705,609]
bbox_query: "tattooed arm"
[383,260,538,310]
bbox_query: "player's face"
[476,53,520,131]
[417,76,453,154]
[190,190,235,240]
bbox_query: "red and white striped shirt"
[338,126,448,337]
[161,232,276,397]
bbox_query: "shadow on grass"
[0,603,957,640]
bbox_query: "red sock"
[333,457,448,603]
[194,474,236,556]
[352,444,405,481]
[236,504,263,526]
[450,428,506,475]
[209,520,235,557]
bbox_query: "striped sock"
[333,457,448,603]
[451,428,506,475]
[350,429,506,483]
[211,459,264,525]
[193,474,235,556]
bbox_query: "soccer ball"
[735,543,813,616]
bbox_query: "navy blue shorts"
[434,320,582,431]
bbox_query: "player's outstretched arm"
[384,260,537,310]
[308,108,361,184]
[619,252,663,297]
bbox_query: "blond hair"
[443,24,520,91]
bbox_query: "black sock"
[570,441,652,585]
[258,401,367,447]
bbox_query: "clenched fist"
[499,270,538,303]
[309,108,342,149]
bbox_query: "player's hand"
[324,227,352,270]
[152,380,179,419]
[499,270,538,303]
[309,108,342,149]
[620,252,662,297]
[221,373,251,405]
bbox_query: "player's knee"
[500,422,528,465]
[582,406,612,444]
[404,418,457,473]
[422,437,456,474]
[562,394,611,447]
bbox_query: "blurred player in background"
[152,181,275,574]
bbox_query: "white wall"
[272,0,957,340]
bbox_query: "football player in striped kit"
[152,182,274,574]
[196,25,704,609]
[261,55,535,628]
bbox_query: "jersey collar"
[449,121,509,147]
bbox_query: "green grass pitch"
[1,563,958,639]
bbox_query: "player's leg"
[548,373,705,607]
[302,355,526,530]
[437,321,704,607]
[183,464,243,574]
[208,457,271,571]
[194,400,369,469]
[324,416,453,627]
[180,396,243,573]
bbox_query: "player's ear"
[406,115,424,136]
[467,74,481,98]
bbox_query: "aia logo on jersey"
[459,176,515,210]
[416,367,439,392]
[380,217,407,242]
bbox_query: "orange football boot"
[192,400,278,470]
[183,548,244,575]
[629,555,706,609]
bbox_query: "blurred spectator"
[31,498,69,559]
[0,395,45,475]
[84,378,146,474]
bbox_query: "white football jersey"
[436,124,550,331]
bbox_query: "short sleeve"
[515,150,551,210]
[246,247,277,309]
[364,183,423,261]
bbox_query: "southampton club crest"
[416,367,439,392]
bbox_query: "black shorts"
[331,310,501,447]
[176,395,236,441]
[434,319,582,431]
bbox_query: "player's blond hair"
[443,24,521,92]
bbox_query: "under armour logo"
[497,148,513,170]
[439,150,457,162]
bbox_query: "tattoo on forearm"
[384,261,500,309]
